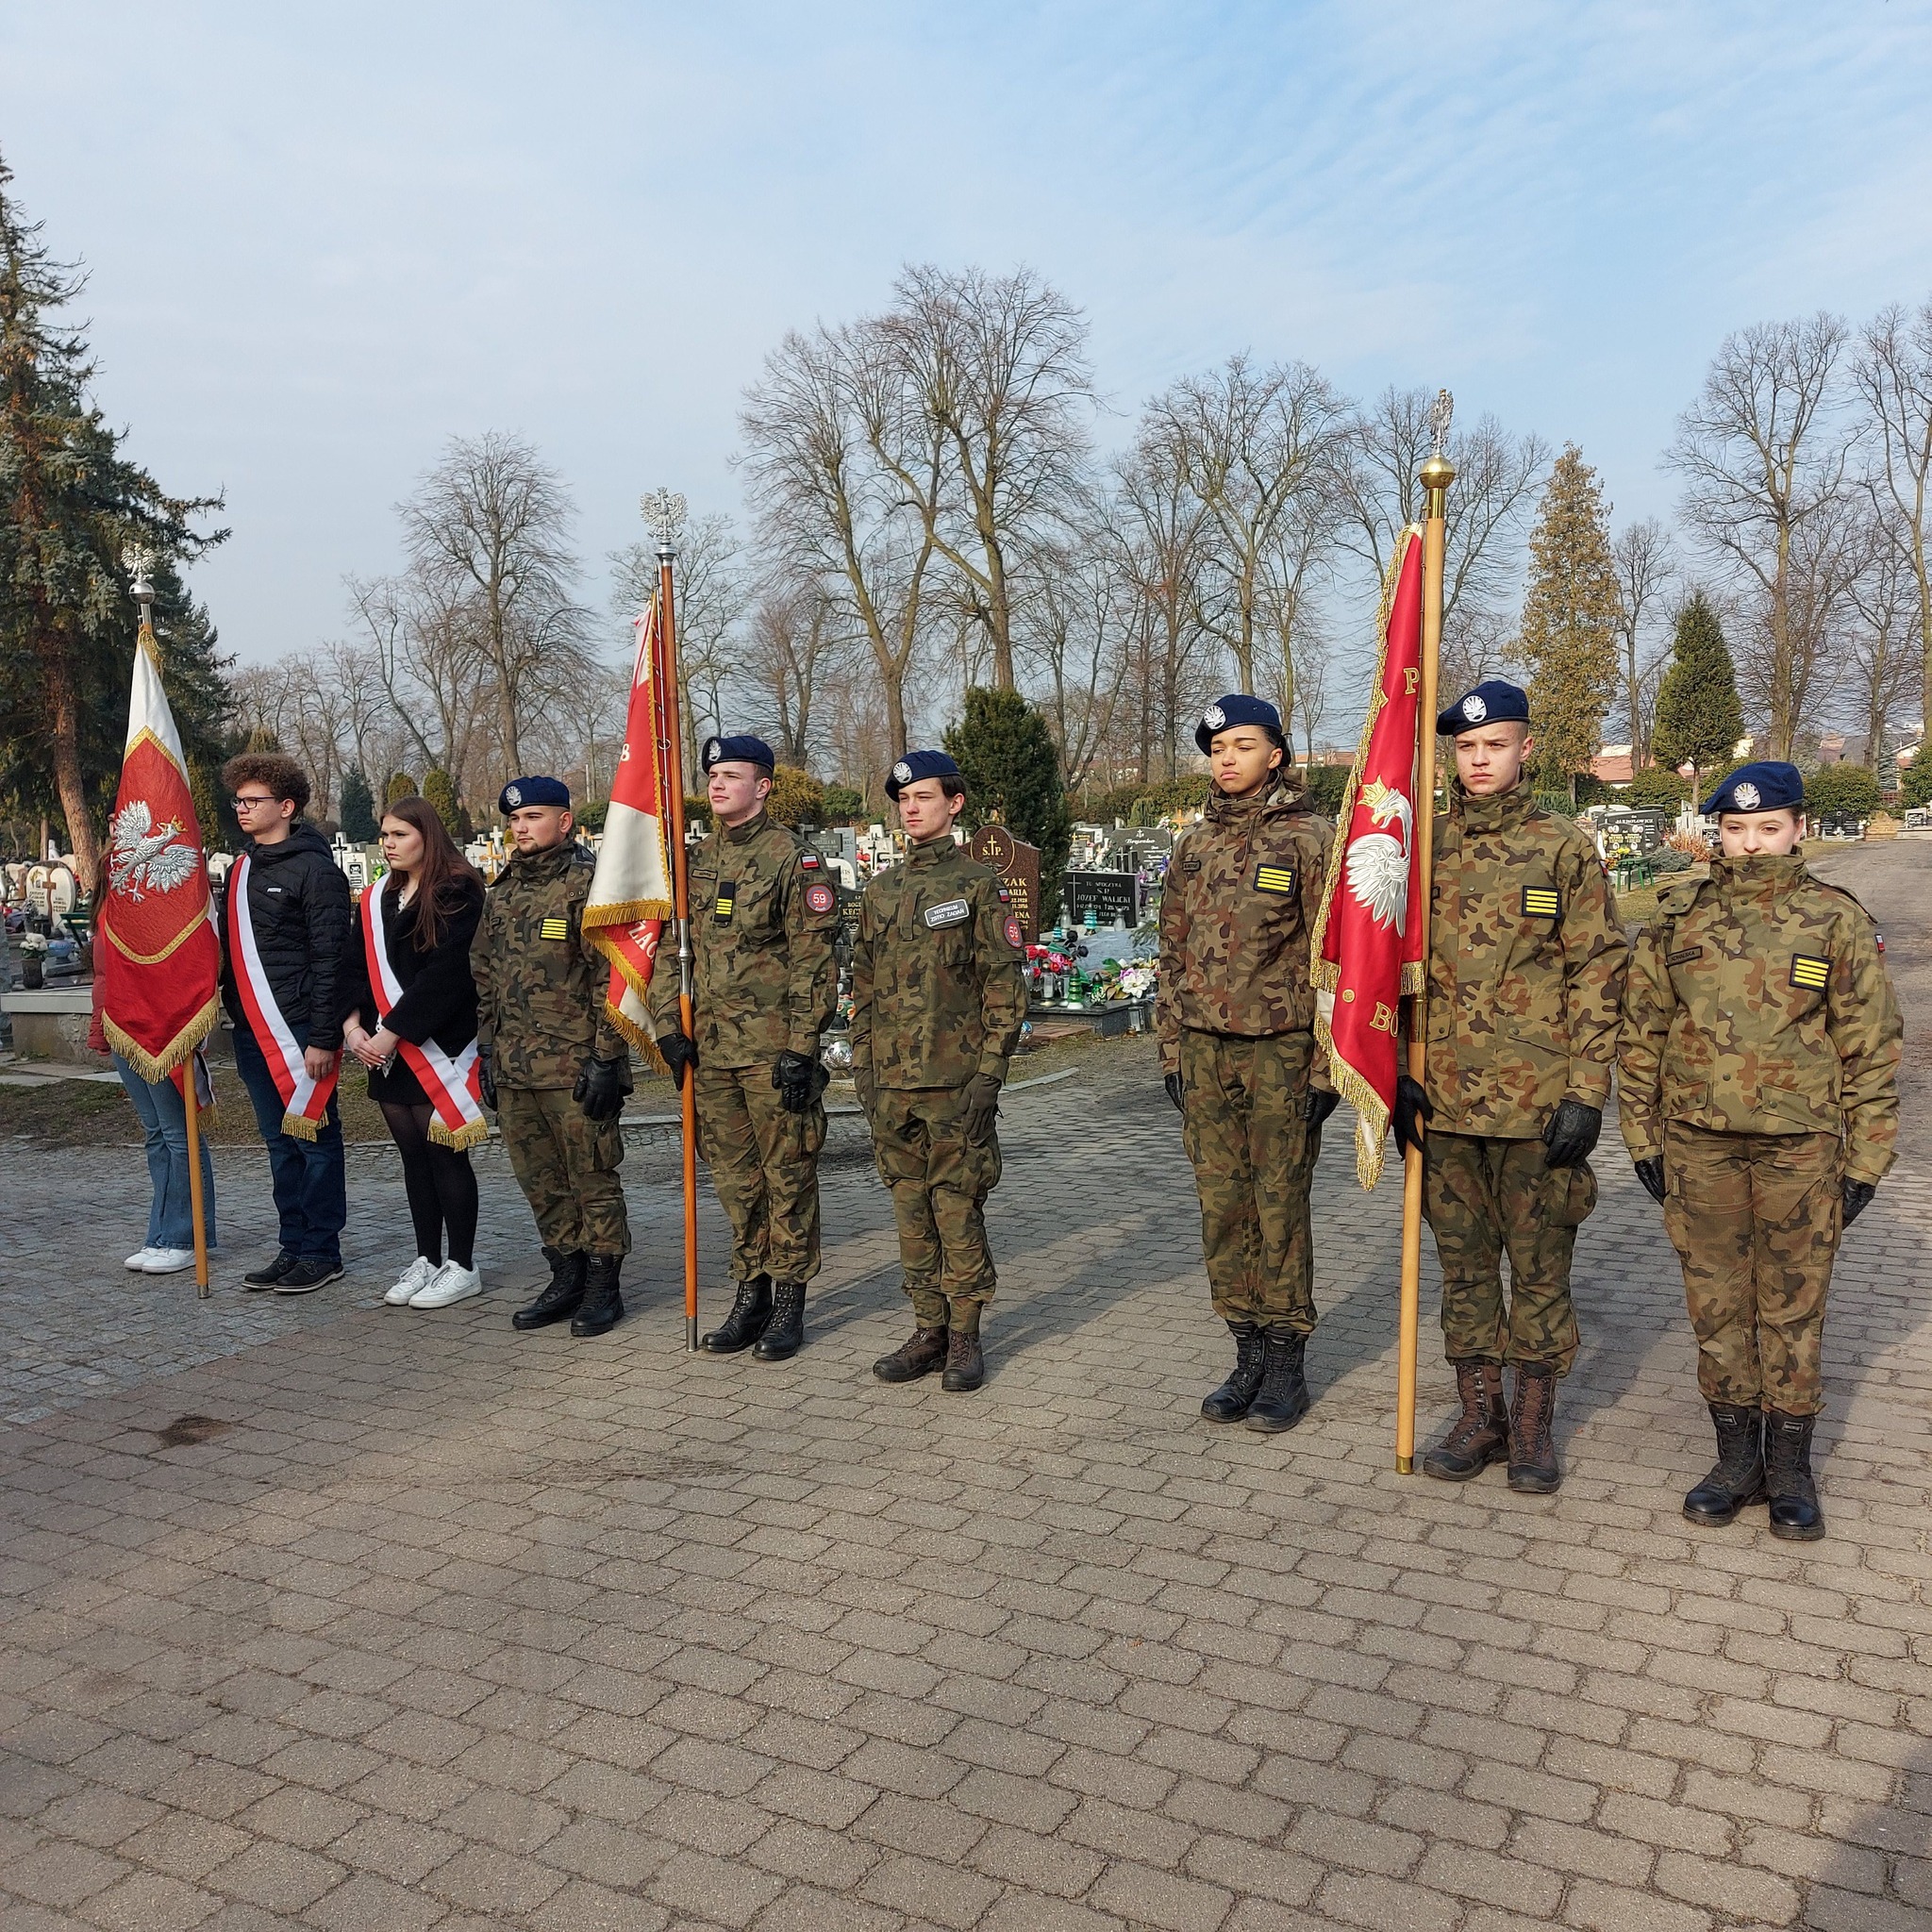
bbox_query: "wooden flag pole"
[184,1057,210,1299]
[651,517,702,1352]
[1395,444,1455,1472]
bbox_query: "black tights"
[380,1102,478,1269]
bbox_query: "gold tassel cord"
[429,1117,491,1152]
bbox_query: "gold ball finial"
[1419,453,1457,492]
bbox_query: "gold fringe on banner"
[102,997,219,1087]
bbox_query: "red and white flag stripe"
[360,883,489,1151]
[226,851,340,1141]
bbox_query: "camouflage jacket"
[1156,780,1334,1080]
[849,835,1027,1091]
[646,809,840,1069]
[1421,782,1627,1138]
[471,841,628,1089]
[1617,854,1902,1183]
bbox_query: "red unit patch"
[805,882,836,914]
[1004,916,1024,949]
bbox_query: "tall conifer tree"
[1651,591,1744,795]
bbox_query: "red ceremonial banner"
[96,624,223,1084]
[1309,527,1427,1188]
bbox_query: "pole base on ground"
[1395,1455,1414,1475]
[687,1314,698,1353]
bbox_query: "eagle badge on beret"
[1461,694,1487,724]
[505,784,523,808]
[703,737,722,766]
[891,760,912,785]
[1202,703,1226,731]
[1732,780,1760,810]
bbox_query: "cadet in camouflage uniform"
[1158,694,1337,1433]
[471,776,634,1338]
[650,734,840,1362]
[1395,682,1627,1493]
[1620,760,1901,1541]
[852,750,1028,1394]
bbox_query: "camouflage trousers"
[695,1062,826,1286]
[497,1086,630,1257]
[1661,1122,1841,1417]
[1423,1129,1594,1374]
[1178,1028,1321,1334]
[869,1085,1002,1321]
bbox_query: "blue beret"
[1703,760,1804,817]
[498,775,571,813]
[885,750,961,799]
[702,734,776,774]
[1437,679,1530,736]
[1195,694,1285,754]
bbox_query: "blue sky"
[6,1,1932,667]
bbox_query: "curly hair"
[221,752,312,816]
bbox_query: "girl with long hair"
[341,796,490,1308]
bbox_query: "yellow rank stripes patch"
[1790,954,1830,991]
[540,917,568,940]
[1253,864,1296,895]
[1522,886,1562,919]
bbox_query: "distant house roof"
[1590,747,1634,784]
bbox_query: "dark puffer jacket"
[220,823,352,1051]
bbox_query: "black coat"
[338,872,485,1060]
[220,823,352,1051]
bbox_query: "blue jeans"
[232,1021,346,1266]
[113,1054,219,1251]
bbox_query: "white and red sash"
[226,849,340,1141]
[361,880,489,1151]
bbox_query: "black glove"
[1164,1071,1186,1112]
[658,1029,697,1091]
[1635,1156,1666,1204]
[1842,1178,1876,1226]
[961,1073,1002,1144]
[855,1067,875,1117]
[773,1049,819,1114]
[1392,1074,1432,1156]
[1541,1098,1603,1170]
[574,1054,631,1123]
[476,1044,496,1112]
[1303,1087,1340,1132]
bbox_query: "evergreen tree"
[339,768,377,841]
[385,771,419,807]
[0,150,225,891]
[421,767,461,839]
[766,765,826,828]
[1651,591,1744,793]
[942,687,1074,889]
[1519,445,1622,806]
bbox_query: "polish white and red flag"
[1308,527,1428,1188]
[582,596,675,1058]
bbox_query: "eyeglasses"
[230,794,279,810]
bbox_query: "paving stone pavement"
[2,841,1929,1931]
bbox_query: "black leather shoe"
[1764,1409,1824,1541]
[571,1256,625,1337]
[1202,1323,1265,1423]
[1245,1331,1310,1432]
[512,1248,586,1331]
[273,1257,343,1295]
[754,1282,806,1361]
[1684,1403,1766,1526]
[701,1276,772,1353]
[243,1250,298,1291]
[874,1326,948,1382]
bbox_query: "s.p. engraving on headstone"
[968,825,1041,942]
[1063,868,1140,928]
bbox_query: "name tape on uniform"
[540,916,569,941]
[1253,864,1296,896]
[1665,945,1704,966]
[1790,954,1830,991]
[1522,886,1562,920]
[924,898,971,928]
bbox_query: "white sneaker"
[386,1256,439,1307]
[142,1248,197,1274]
[125,1246,159,1270]
[409,1261,482,1309]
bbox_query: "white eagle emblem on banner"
[108,801,201,901]
[1344,779,1414,936]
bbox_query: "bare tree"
[1844,510,1923,771]
[742,575,848,764]
[399,432,590,776]
[344,571,491,804]
[1016,525,1134,794]
[1610,518,1677,766]
[876,263,1096,691]
[1854,299,1932,735]
[1668,313,1851,758]
[1732,487,1859,757]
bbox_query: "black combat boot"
[701,1275,772,1353]
[511,1248,586,1331]
[1244,1330,1310,1433]
[1507,1362,1560,1493]
[754,1282,807,1361]
[1423,1361,1509,1481]
[1201,1323,1266,1424]
[571,1256,625,1337]
[941,1301,984,1392]
[874,1324,949,1383]
[1763,1409,1824,1541]
[1683,1403,1766,1526]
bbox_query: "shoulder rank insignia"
[540,916,568,941]
[1790,954,1829,991]
[924,898,970,928]
[1254,863,1296,895]
[713,880,736,927]
[1522,886,1562,920]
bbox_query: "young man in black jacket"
[220,754,352,1292]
